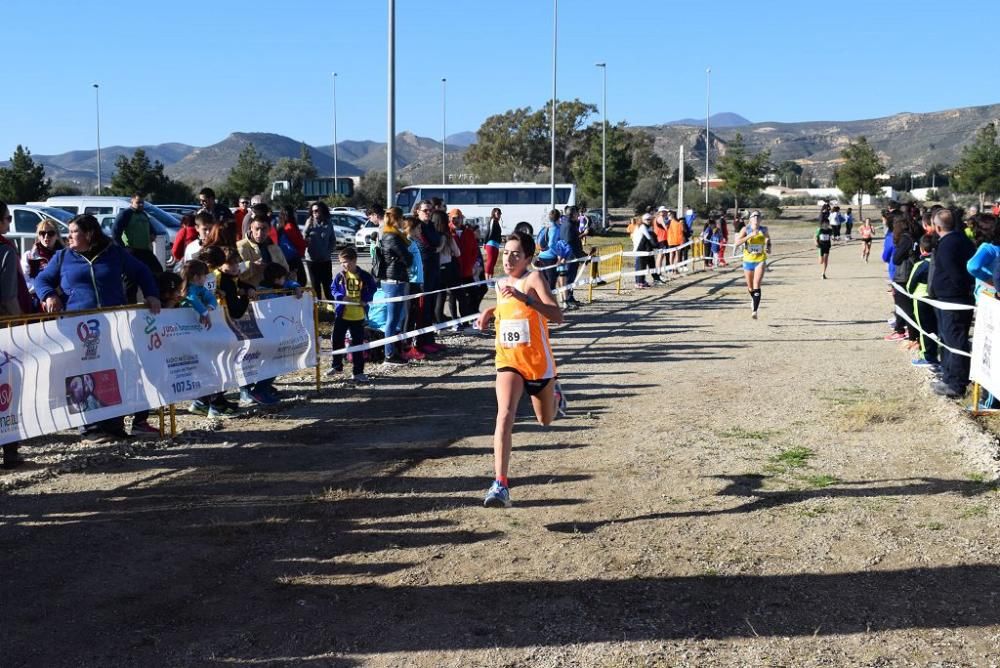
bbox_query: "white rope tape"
[889,282,975,311]
[892,305,972,358]
[329,314,481,356]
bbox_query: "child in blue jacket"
[329,247,377,381]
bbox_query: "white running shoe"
[553,381,568,418]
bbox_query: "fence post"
[169,404,176,438]
[973,382,981,414]
[157,406,165,437]
[616,248,623,295]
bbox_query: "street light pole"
[705,67,711,205]
[550,0,558,209]
[93,83,102,194]
[332,72,339,191]
[596,63,607,230]
[386,0,396,210]
[441,77,447,184]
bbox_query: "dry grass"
[842,399,906,431]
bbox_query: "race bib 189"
[748,244,764,254]
[499,319,531,347]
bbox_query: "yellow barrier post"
[616,249,623,295]
[972,382,981,415]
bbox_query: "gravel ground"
[3,218,1000,667]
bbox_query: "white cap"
[642,213,653,222]
[657,206,668,213]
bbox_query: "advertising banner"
[0,294,315,445]
[971,298,1000,398]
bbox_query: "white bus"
[394,183,576,235]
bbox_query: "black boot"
[2,443,24,470]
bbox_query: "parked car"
[35,196,177,266]
[330,213,364,248]
[5,205,73,254]
[584,210,609,234]
[157,204,200,217]
[354,220,380,249]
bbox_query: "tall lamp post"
[441,77,447,184]
[93,83,102,194]
[705,67,711,205]
[332,72,339,191]
[596,62,607,230]
[386,0,396,210]
[549,0,558,209]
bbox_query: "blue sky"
[2,0,996,158]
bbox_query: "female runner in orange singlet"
[476,230,565,508]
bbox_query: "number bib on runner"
[499,319,531,347]
[748,243,764,254]
[819,234,831,242]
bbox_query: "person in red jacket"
[171,214,199,263]
[277,205,308,285]
[452,208,482,325]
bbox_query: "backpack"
[535,225,550,252]
[371,242,387,280]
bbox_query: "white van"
[31,196,178,266]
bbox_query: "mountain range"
[7,104,999,191]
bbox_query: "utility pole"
[441,77,447,184]
[705,67,711,205]
[596,62,607,232]
[549,0,558,210]
[93,83,102,194]
[332,72,339,191]
[386,0,396,210]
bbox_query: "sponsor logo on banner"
[272,315,310,360]
[225,308,264,341]
[65,370,123,415]
[0,351,20,433]
[77,318,102,360]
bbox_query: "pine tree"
[835,136,884,220]
[226,143,273,200]
[954,122,1000,207]
[0,145,51,203]
[714,133,771,214]
[576,122,637,208]
[110,148,163,196]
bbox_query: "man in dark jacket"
[560,206,585,307]
[113,193,163,301]
[929,209,976,399]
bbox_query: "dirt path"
[3,227,1000,667]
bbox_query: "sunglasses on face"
[39,230,57,238]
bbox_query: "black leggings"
[305,260,334,301]
[892,283,919,340]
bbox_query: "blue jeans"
[382,281,408,359]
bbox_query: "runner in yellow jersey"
[733,211,771,319]
[476,230,565,508]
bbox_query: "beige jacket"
[236,238,289,287]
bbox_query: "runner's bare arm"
[510,271,563,324]
[477,307,496,332]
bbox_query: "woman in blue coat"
[34,214,160,441]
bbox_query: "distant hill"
[642,103,1000,180]
[10,131,466,190]
[666,112,752,128]
[445,131,477,147]
[9,103,1000,191]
